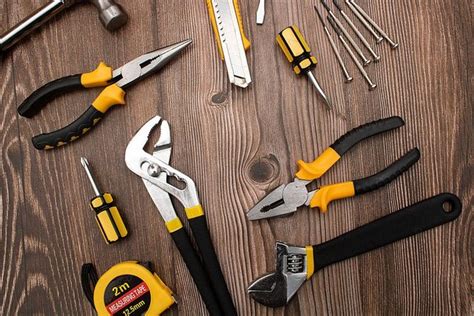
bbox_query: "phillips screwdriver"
[276,25,332,109]
[81,157,128,244]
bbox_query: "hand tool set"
[81,261,175,315]
[80,157,128,244]
[0,0,128,54]
[3,1,462,314]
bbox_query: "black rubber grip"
[32,106,104,150]
[189,215,237,316]
[353,148,420,195]
[18,74,83,118]
[331,116,405,156]
[170,227,223,316]
[80,263,98,308]
[313,193,461,271]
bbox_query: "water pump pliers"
[247,116,420,220]
[17,39,192,150]
[125,116,236,316]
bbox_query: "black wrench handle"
[313,193,462,271]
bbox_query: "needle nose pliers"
[247,116,420,220]
[125,116,237,316]
[17,39,192,150]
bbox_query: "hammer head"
[87,0,128,31]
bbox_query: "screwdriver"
[80,157,128,244]
[276,25,332,109]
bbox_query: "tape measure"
[82,261,175,316]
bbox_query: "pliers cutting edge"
[18,39,192,150]
[247,116,420,220]
[125,116,236,316]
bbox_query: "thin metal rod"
[340,10,380,61]
[324,28,353,82]
[80,157,101,196]
[307,71,333,109]
[350,0,399,48]
[345,0,383,43]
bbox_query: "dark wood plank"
[0,0,472,315]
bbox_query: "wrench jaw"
[248,242,309,307]
[125,116,200,208]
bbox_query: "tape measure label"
[104,275,151,315]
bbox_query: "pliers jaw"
[125,116,199,208]
[246,180,310,220]
[113,39,193,88]
[248,242,309,307]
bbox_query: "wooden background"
[1,0,472,315]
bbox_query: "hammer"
[0,0,128,54]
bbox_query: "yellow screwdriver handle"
[276,25,318,75]
[91,193,128,244]
[206,0,251,60]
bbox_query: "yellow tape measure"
[86,262,175,316]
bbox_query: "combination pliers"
[17,39,192,150]
[125,116,236,316]
[247,116,420,220]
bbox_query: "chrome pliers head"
[247,116,421,220]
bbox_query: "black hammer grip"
[331,116,405,156]
[18,74,83,118]
[353,148,420,194]
[32,106,104,150]
[170,227,223,316]
[313,193,462,271]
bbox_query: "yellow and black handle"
[311,193,461,271]
[18,62,114,117]
[296,116,406,181]
[276,25,318,75]
[309,148,420,211]
[165,217,223,316]
[185,205,237,316]
[17,63,125,150]
[90,192,128,244]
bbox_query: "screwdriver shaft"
[345,0,383,43]
[307,71,332,109]
[81,157,101,196]
[350,0,399,48]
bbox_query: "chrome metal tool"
[125,116,237,316]
[207,0,252,88]
[256,0,266,25]
[0,0,128,54]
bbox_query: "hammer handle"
[312,193,461,271]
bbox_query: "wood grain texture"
[0,0,472,315]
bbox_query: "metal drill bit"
[328,15,377,90]
[333,0,380,62]
[80,157,101,196]
[314,5,352,82]
[321,0,371,66]
[307,71,332,109]
[345,0,383,43]
[256,0,265,25]
[350,0,399,48]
